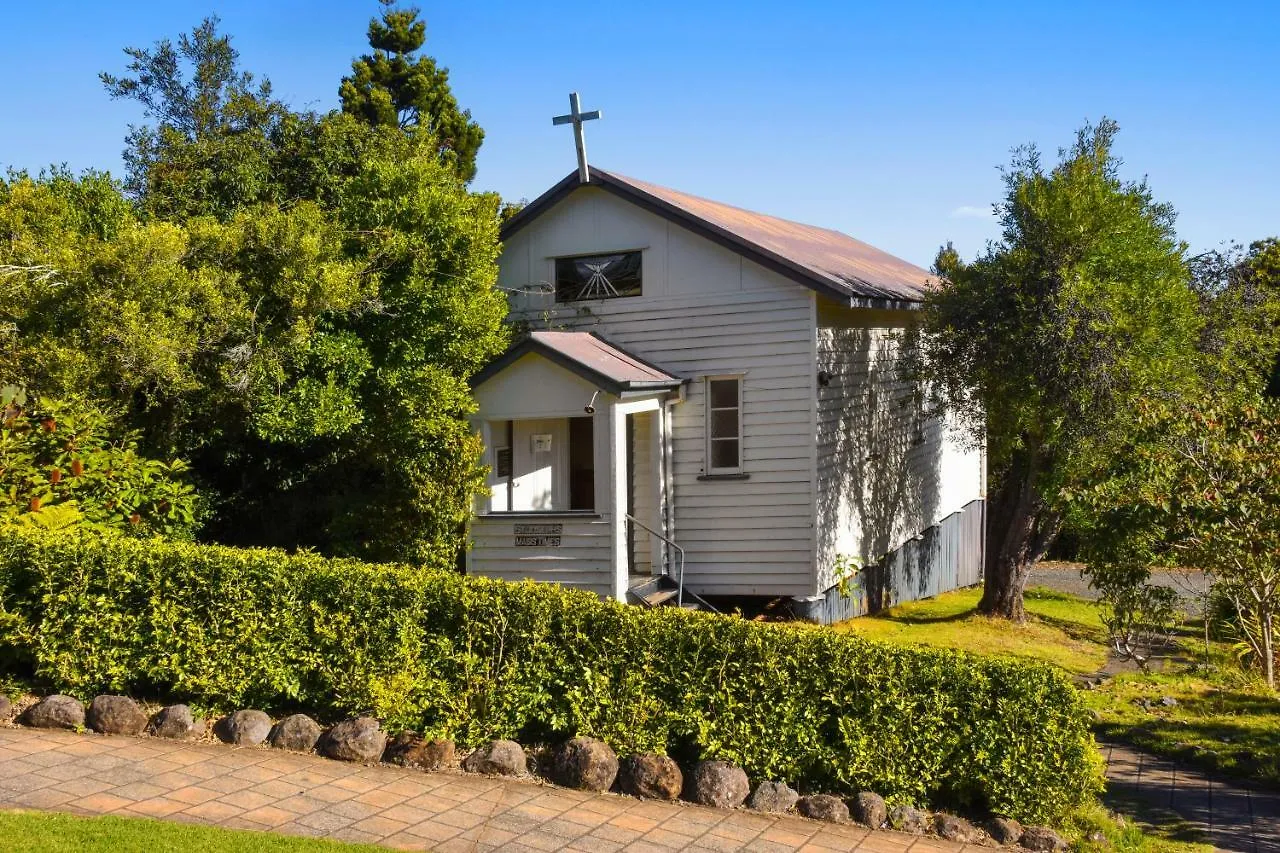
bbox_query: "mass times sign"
[514,523,562,547]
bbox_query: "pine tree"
[339,2,484,182]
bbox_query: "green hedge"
[0,527,1100,822]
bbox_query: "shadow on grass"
[1097,703,1280,790]
[880,609,978,626]
[1036,613,1109,647]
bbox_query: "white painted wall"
[474,355,610,516]
[473,354,604,420]
[501,187,818,597]
[468,514,614,597]
[813,300,984,592]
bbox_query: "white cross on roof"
[552,92,602,183]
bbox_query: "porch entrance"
[467,330,692,604]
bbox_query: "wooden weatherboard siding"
[469,354,627,598]
[502,187,817,597]
[813,299,985,605]
[469,514,614,597]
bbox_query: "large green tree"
[1187,238,1280,395]
[0,166,368,454]
[5,19,511,561]
[1066,236,1280,683]
[204,128,510,561]
[339,1,484,182]
[922,120,1204,621]
[100,16,287,221]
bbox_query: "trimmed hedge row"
[0,528,1100,822]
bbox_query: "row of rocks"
[6,695,392,764]
[3,696,1065,850]
[465,736,1065,851]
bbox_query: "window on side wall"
[554,251,642,302]
[705,376,743,475]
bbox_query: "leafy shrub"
[1208,584,1280,676]
[0,390,203,537]
[0,527,1100,822]
[1071,395,1280,687]
[1087,561,1183,670]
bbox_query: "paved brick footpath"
[1103,742,1280,853]
[0,727,966,852]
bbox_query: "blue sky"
[2,1,1276,266]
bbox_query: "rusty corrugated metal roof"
[471,331,683,394]
[529,331,679,386]
[501,169,935,305]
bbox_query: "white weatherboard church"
[466,96,985,622]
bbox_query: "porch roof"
[471,331,684,395]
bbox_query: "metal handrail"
[624,513,686,608]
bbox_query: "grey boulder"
[618,753,683,800]
[213,709,272,746]
[1020,826,1067,851]
[0,695,13,723]
[747,780,799,813]
[86,695,147,736]
[268,714,322,752]
[851,791,887,828]
[888,804,927,834]
[797,794,849,823]
[318,717,387,763]
[462,739,527,776]
[933,813,980,843]
[383,731,455,770]
[554,737,618,792]
[687,760,750,808]
[148,705,204,740]
[21,695,84,730]
[988,816,1023,845]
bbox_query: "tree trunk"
[1263,603,1275,690]
[978,447,1060,622]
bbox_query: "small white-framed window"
[705,375,743,474]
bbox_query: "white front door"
[511,418,567,511]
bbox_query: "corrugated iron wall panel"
[800,498,985,624]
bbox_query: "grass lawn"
[834,585,1110,673]
[1086,667,1280,787]
[1063,801,1213,853]
[0,809,391,852]
[834,584,1280,791]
